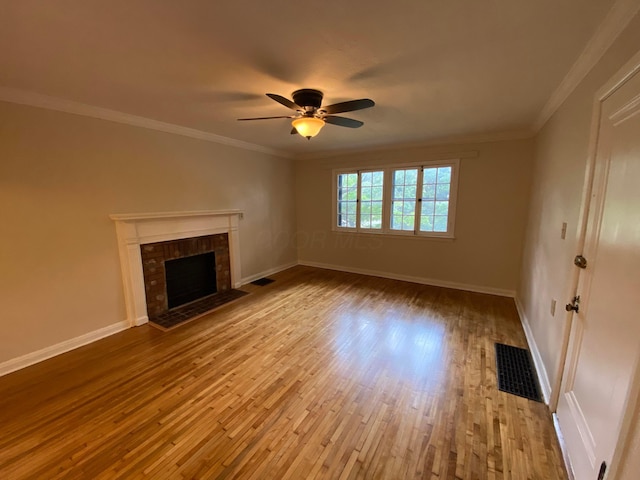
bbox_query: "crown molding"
[0,86,293,159]
[533,0,640,132]
[296,129,534,161]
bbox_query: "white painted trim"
[109,210,243,221]
[553,413,576,480]
[0,320,129,377]
[299,260,515,298]
[298,130,533,161]
[0,87,292,159]
[240,261,298,285]
[514,296,552,404]
[533,0,640,131]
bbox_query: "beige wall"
[516,12,640,479]
[0,101,297,364]
[295,139,533,294]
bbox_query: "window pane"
[423,168,437,184]
[437,167,451,184]
[402,216,414,230]
[403,201,415,215]
[359,170,383,229]
[423,184,436,201]
[434,216,447,232]
[391,168,418,231]
[421,200,435,216]
[345,189,357,201]
[436,183,450,200]
[420,215,434,232]
[435,201,449,215]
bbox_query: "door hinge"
[565,295,580,313]
[574,254,588,269]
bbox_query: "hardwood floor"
[0,266,567,479]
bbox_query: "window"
[391,168,419,231]
[333,160,458,237]
[359,171,384,229]
[336,172,358,228]
[419,165,452,233]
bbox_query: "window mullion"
[382,168,392,233]
[356,170,362,232]
[415,167,424,235]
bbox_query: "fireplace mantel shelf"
[111,210,242,327]
[109,210,243,221]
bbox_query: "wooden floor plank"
[0,266,567,479]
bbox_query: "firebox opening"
[165,252,217,309]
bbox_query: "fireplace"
[140,233,231,319]
[110,210,242,327]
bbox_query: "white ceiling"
[0,0,619,156]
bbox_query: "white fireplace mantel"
[110,210,242,327]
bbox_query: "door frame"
[553,48,640,479]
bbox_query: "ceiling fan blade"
[291,127,298,135]
[266,93,300,110]
[323,116,364,128]
[322,99,375,114]
[237,115,295,121]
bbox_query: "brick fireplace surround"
[110,211,242,327]
[140,233,231,319]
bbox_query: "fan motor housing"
[292,89,323,109]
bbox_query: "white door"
[556,68,640,479]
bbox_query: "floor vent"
[251,277,275,286]
[495,343,542,402]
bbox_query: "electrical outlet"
[561,222,567,239]
[550,299,557,316]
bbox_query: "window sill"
[331,228,456,242]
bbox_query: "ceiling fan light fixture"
[292,117,325,139]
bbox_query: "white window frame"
[332,159,459,239]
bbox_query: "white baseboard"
[299,260,516,298]
[515,296,552,404]
[0,320,130,377]
[240,261,298,286]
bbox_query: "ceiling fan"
[237,89,375,139]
